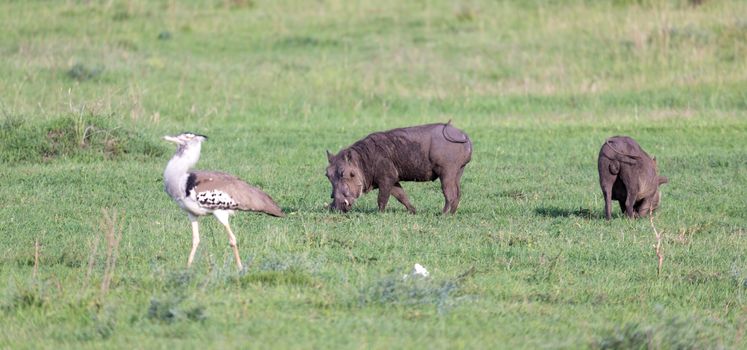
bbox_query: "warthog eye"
[349,172,355,178]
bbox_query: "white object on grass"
[413,263,429,277]
[403,263,430,279]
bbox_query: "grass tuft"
[594,314,720,350]
[240,269,314,287]
[1,279,54,312]
[157,31,172,41]
[67,63,103,82]
[147,295,207,324]
[240,254,320,286]
[274,36,341,50]
[359,266,476,314]
[222,0,255,10]
[0,115,164,162]
[595,322,653,350]
[731,263,747,289]
[87,306,117,340]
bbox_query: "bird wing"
[189,171,285,217]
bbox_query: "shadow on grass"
[534,206,603,220]
[295,202,476,216]
[240,269,314,287]
[307,206,410,215]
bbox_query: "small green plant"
[67,63,102,82]
[157,31,172,41]
[147,295,206,324]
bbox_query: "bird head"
[163,132,208,146]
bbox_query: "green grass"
[1,0,746,348]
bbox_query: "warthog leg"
[391,182,416,214]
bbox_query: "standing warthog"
[326,121,472,214]
[598,136,668,220]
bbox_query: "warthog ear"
[658,176,669,185]
[326,150,333,163]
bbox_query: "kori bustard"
[163,132,284,270]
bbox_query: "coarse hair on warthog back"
[326,121,472,214]
[598,136,668,220]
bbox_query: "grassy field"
[1,0,746,348]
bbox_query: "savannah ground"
[0,0,746,348]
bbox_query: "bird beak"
[163,135,181,144]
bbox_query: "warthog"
[598,136,668,220]
[326,121,472,214]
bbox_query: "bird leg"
[222,223,243,270]
[213,211,243,271]
[187,214,200,267]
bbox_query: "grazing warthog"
[598,136,668,220]
[326,121,472,214]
